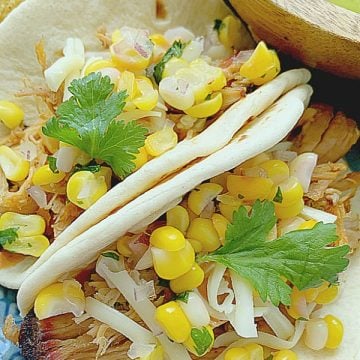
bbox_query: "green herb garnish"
[190,327,213,356]
[153,40,186,84]
[198,200,350,306]
[175,291,190,303]
[273,186,283,203]
[101,251,120,261]
[0,228,18,247]
[42,73,147,178]
[73,163,101,173]
[47,156,59,173]
[213,19,225,34]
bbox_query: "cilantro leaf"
[42,73,147,178]
[273,186,283,203]
[73,163,101,174]
[153,40,186,84]
[47,156,59,173]
[175,291,190,303]
[0,228,18,247]
[213,19,225,34]
[191,327,213,356]
[101,251,120,261]
[198,200,350,306]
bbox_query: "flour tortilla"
[17,83,313,314]
[0,0,311,288]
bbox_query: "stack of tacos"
[0,1,359,359]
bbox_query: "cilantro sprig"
[190,327,213,356]
[198,200,350,306]
[42,73,147,178]
[153,40,186,84]
[0,228,18,247]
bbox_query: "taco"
[14,96,360,360]
[0,0,312,289]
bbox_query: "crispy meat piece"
[290,104,359,163]
[96,26,112,49]
[3,314,20,344]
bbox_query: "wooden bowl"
[227,0,360,78]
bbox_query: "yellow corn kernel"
[0,100,24,129]
[188,238,203,253]
[244,343,263,360]
[2,234,49,257]
[316,285,339,305]
[286,287,307,319]
[219,203,240,222]
[116,235,132,257]
[151,240,195,280]
[0,212,46,236]
[132,146,148,171]
[0,145,30,182]
[150,225,186,251]
[277,177,304,207]
[149,33,169,48]
[239,41,280,85]
[169,263,205,293]
[260,160,289,185]
[84,59,116,76]
[117,70,138,101]
[188,183,223,216]
[34,280,85,320]
[218,15,244,49]
[133,76,159,111]
[300,282,328,302]
[227,174,274,200]
[163,57,189,78]
[224,347,249,360]
[324,314,343,349]
[32,165,66,186]
[210,171,230,190]
[155,301,192,343]
[184,92,223,118]
[275,198,304,220]
[239,153,271,170]
[187,218,220,252]
[272,349,298,360]
[166,205,190,234]
[211,213,229,245]
[66,170,108,209]
[145,127,178,157]
[97,166,112,189]
[111,29,122,44]
[183,326,214,356]
[140,345,164,360]
[297,219,317,230]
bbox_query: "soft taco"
[0,0,313,289]
[14,95,360,360]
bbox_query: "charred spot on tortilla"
[156,0,168,20]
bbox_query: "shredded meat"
[3,315,20,344]
[35,38,48,74]
[96,26,112,49]
[290,103,359,163]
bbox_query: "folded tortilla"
[0,0,311,288]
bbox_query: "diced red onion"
[135,248,153,271]
[273,150,297,162]
[19,141,37,161]
[27,186,47,208]
[289,153,318,192]
[99,67,121,84]
[133,280,156,302]
[55,146,78,172]
[304,318,328,350]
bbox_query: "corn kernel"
[211,213,229,245]
[304,318,328,350]
[297,219,317,230]
[84,59,116,76]
[188,238,203,253]
[169,263,204,293]
[184,92,223,118]
[260,160,289,185]
[210,172,230,190]
[324,314,343,349]
[277,177,304,207]
[133,76,159,111]
[111,29,122,44]
[163,57,189,78]
[149,33,169,48]
[239,153,271,170]
[150,225,186,251]
[117,70,138,101]
[219,203,240,222]
[218,15,244,49]
[140,345,164,360]
[275,198,304,220]
[132,146,148,171]
[155,301,191,343]
[2,234,49,257]
[97,166,112,189]
[286,287,307,319]
[166,205,190,234]
[32,164,66,186]
[145,127,178,157]
[0,145,30,182]
[183,326,214,356]
[239,41,280,85]
[188,183,223,216]
[66,170,108,209]
[151,240,195,280]
[272,349,298,360]
[224,347,249,360]
[0,212,46,237]
[227,174,274,200]
[116,235,132,257]
[34,280,85,320]
[187,218,220,252]
[0,100,24,129]
[315,284,339,304]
